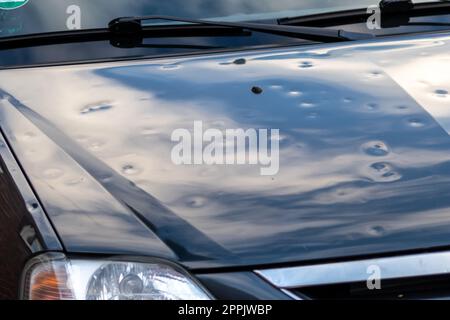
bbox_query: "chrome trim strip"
[255,251,450,288]
[0,130,63,251]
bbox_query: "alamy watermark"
[367,4,382,30]
[66,4,81,30]
[171,121,280,176]
[367,265,382,290]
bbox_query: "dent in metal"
[20,225,44,252]
[0,93,228,261]
[1,32,450,267]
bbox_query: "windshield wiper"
[108,15,374,43]
[279,0,450,27]
[0,14,372,52]
[0,26,250,50]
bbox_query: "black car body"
[2,0,450,300]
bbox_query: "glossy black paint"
[0,130,64,299]
[196,272,292,300]
[0,33,310,69]
[1,30,450,273]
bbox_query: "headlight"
[21,253,212,300]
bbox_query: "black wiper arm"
[108,15,374,43]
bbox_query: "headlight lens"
[21,253,212,300]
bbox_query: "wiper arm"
[108,15,374,43]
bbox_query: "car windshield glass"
[0,0,439,38]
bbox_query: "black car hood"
[2,32,450,270]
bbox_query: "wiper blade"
[108,15,374,43]
[279,0,450,27]
[0,26,246,50]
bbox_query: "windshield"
[0,0,438,37]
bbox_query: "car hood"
[2,32,450,270]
